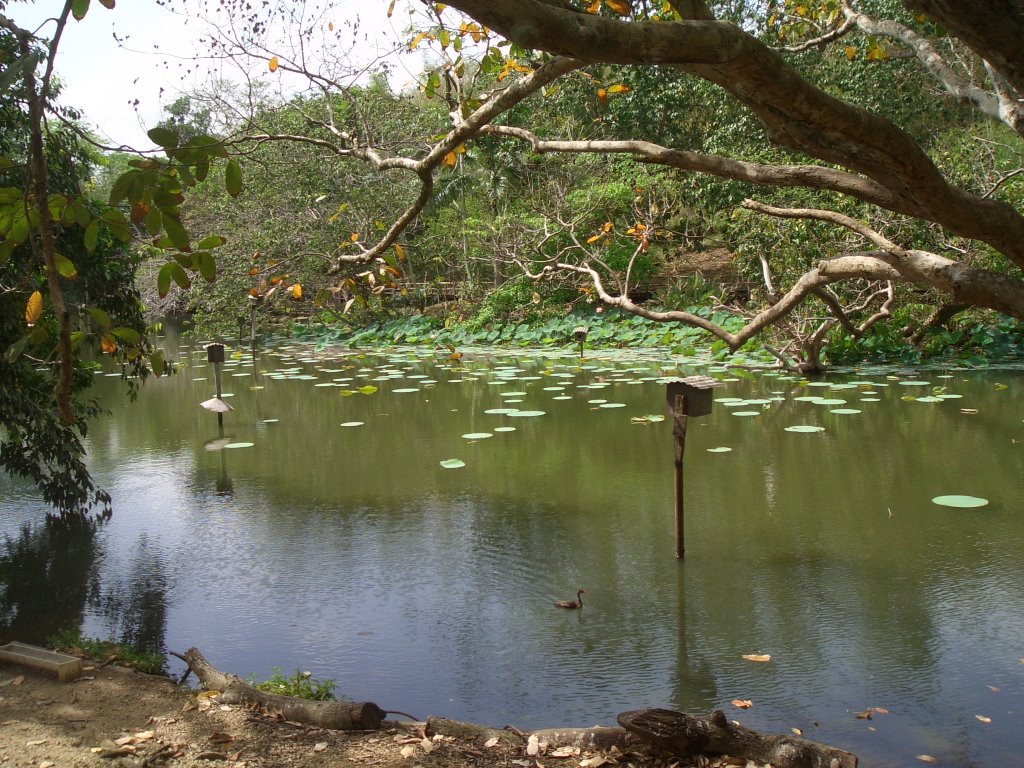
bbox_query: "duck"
[554,588,586,609]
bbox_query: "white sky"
[6,0,424,150]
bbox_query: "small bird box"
[572,326,589,343]
[665,375,722,418]
[205,343,226,364]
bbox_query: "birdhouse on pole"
[665,375,722,558]
[200,343,233,425]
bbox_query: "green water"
[2,340,1022,766]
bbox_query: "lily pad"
[493,427,517,433]
[707,447,733,453]
[932,495,988,508]
[507,410,546,417]
[599,403,627,408]
[830,408,862,415]
[785,425,825,433]
[392,388,420,393]
[340,422,364,427]
[484,408,516,415]
[224,442,254,449]
[440,459,466,469]
[462,432,493,440]
[732,411,761,417]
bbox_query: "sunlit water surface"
[2,340,1023,766]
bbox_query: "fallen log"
[425,716,522,746]
[425,717,638,752]
[618,708,857,768]
[176,648,386,731]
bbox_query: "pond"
[2,339,1023,766]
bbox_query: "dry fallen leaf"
[526,733,541,756]
[987,685,1000,692]
[483,737,500,749]
[549,746,578,758]
[790,727,803,736]
[313,742,328,752]
[580,756,609,768]
[26,739,47,747]
[975,714,992,724]
[855,709,873,720]
[742,654,771,663]
[420,737,435,753]
[399,745,417,758]
[730,699,753,709]
[208,732,233,744]
[917,756,938,764]
[11,676,24,687]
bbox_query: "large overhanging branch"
[741,199,1024,318]
[238,55,580,275]
[518,249,902,353]
[443,0,1024,267]
[483,125,910,215]
[841,3,1023,134]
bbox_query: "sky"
[6,0,422,150]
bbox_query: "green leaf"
[195,156,210,182]
[111,326,142,344]
[0,239,14,267]
[196,234,226,250]
[54,253,77,279]
[5,334,30,364]
[157,263,172,298]
[150,349,166,377]
[193,251,216,282]
[88,306,112,329]
[162,214,191,251]
[84,220,100,252]
[147,126,180,149]
[71,0,90,20]
[108,170,139,205]
[144,205,162,236]
[225,159,243,197]
[167,261,191,289]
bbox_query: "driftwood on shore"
[618,708,858,768]
[176,648,386,731]
[425,716,639,752]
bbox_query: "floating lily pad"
[493,426,517,432]
[830,408,862,415]
[588,399,608,404]
[485,408,516,415]
[932,495,988,508]
[507,410,546,417]
[500,391,528,397]
[785,425,825,433]
[552,396,573,401]
[898,380,931,386]
[462,432,493,440]
[224,442,254,449]
[392,388,420,393]
[340,422,364,427]
[732,411,761,417]
[707,447,733,453]
[262,419,279,423]
[814,398,848,406]
[599,403,627,408]
[440,459,466,469]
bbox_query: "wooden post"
[250,302,258,365]
[672,394,688,559]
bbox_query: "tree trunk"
[179,648,386,731]
[618,708,857,768]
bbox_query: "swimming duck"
[554,588,586,609]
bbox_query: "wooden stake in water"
[673,394,688,559]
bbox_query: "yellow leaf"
[586,234,602,244]
[742,654,772,662]
[409,31,430,50]
[394,243,405,261]
[606,0,631,15]
[269,56,279,72]
[387,0,396,17]
[25,290,42,326]
[845,46,856,61]
[291,284,302,300]
[586,0,601,12]
[350,232,359,242]
[606,84,630,94]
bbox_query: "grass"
[46,629,166,676]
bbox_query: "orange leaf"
[586,234,601,244]
[596,88,608,107]
[291,284,302,300]
[270,276,283,285]
[606,0,631,15]
[101,334,117,354]
[248,268,259,276]
[442,151,458,167]
[349,232,359,243]
[269,56,279,72]
[845,46,857,61]
[25,290,42,326]
[586,0,601,12]
[394,243,405,261]
[731,699,753,709]
[130,203,148,225]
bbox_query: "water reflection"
[0,520,98,645]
